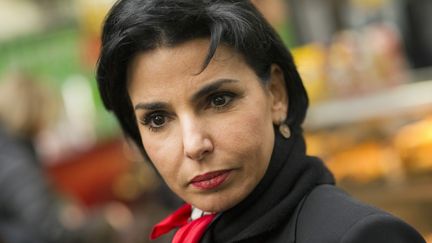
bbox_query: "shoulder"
[295,185,425,243]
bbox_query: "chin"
[194,201,235,213]
[189,192,243,213]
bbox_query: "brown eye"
[210,94,233,108]
[142,111,170,132]
[150,114,166,127]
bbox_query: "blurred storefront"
[1,0,431,242]
[286,0,432,240]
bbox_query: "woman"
[96,0,425,242]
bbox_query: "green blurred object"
[277,22,298,49]
[0,28,80,85]
[0,27,119,140]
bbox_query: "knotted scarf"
[151,204,216,243]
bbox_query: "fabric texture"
[292,184,426,243]
[200,128,335,242]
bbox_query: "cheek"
[216,108,274,159]
[231,98,273,142]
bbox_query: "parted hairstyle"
[96,0,308,156]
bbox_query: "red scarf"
[151,204,216,243]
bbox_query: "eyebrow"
[191,78,239,103]
[134,78,239,111]
[134,102,169,111]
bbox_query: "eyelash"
[207,91,237,111]
[140,91,238,133]
[141,111,171,132]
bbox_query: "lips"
[190,170,232,190]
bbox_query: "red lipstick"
[190,170,231,190]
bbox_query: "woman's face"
[128,39,287,212]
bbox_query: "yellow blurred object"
[76,0,116,67]
[291,44,328,103]
[425,233,432,243]
[326,141,404,183]
[305,129,367,159]
[394,117,432,173]
[305,133,326,158]
[76,0,116,36]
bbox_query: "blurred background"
[0,0,431,242]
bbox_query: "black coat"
[259,185,426,243]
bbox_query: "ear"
[268,64,288,124]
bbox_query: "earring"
[279,123,291,139]
[276,115,290,139]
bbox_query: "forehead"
[127,39,253,99]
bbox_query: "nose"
[181,116,214,161]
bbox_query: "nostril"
[184,137,214,161]
[195,151,207,161]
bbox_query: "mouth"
[190,169,232,190]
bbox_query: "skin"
[128,39,288,213]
